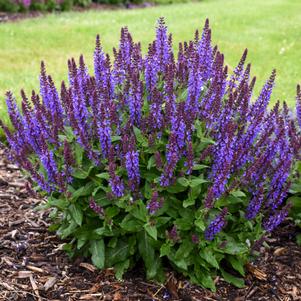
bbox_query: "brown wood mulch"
[0,146,301,301]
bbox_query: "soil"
[0,2,154,23]
[0,145,301,301]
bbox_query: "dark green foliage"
[0,0,19,12]
[60,0,74,11]
[38,125,264,291]
[74,0,92,7]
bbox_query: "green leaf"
[198,271,216,291]
[144,223,157,240]
[227,256,245,276]
[190,178,208,188]
[111,135,121,143]
[72,169,89,179]
[147,156,156,170]
[177,177,190,187]
[72,182,95,200]
[130,201,147,222]
[200,250,219,269]
[166,183,187,193]
[141,170,159,182]
[175,239,194,259]
[114,259,130,280]
[105,207,120,219]
[108,237,118,248]
[64,126,75,142]
[133,126,148,147]
[296,233,301,246]
[94,227,106,236]
[95,172,110,180]
[69,204,83,226]
[222,241,248,255]
[120,215,143,232]
[106,239,130,266]
[201,137,215,145]
[289,183,301,194]
[137,231,158,279]
[156,217,171,226]
[77,237,87,249]
[230,190,246,198]
[72,165,94,180]
[90,240,105,269]
[192,164,209,170]
[160,242,171,257]
[287,196,301,208]
[172,258,187,271]
[215,195,244,208]
[57,220,77,239]
[195,218,206,231]
[179,88,188,101]
[220,269,245,288]
[143,181,152,199]
[47,197,68,210]
[74,143,84,165]
[183,197,195,208]
[128,235,137,255]
[175,217,193,230]
[93,192,111,207]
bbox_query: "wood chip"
[165,273,179,299]
[80,293,103,300]
[246,263,267,281]
[17,270,32,278]
[11,229,18,239]
[274,247,287,256]
[8,218,24,227]
[43,276,57,291]
[79,262,97,273]
[0,282,15,291]
[2,256,14,266]
[29,274,41,301]
[26,265,44,273]
[113,291,123,301]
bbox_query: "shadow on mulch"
[0,146,301,301]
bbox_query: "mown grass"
[0,0,301,126]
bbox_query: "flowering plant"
[1,19,299,290]
[286,85,301,245]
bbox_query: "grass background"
[0,0,301,125]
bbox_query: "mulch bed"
[0,2,154,23]
[0,145,301,301]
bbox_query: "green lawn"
[0,0,301,125]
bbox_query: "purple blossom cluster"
[89,198,104,216]
[146,191,163,215]
[2,18,300,238]
[204,208,228,241]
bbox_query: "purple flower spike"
[168,225,179,242]
[296,85,301,129]
[155,17,171,70]
[205,208,228,241]
[147,191,163,215]
[191,234,199,244]
[89,198,104,216]
[125,150,140,191]
[245,186,264,220]
[263,204,291,232]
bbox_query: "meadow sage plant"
[286,85,301,245]
[1,18,300,290]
